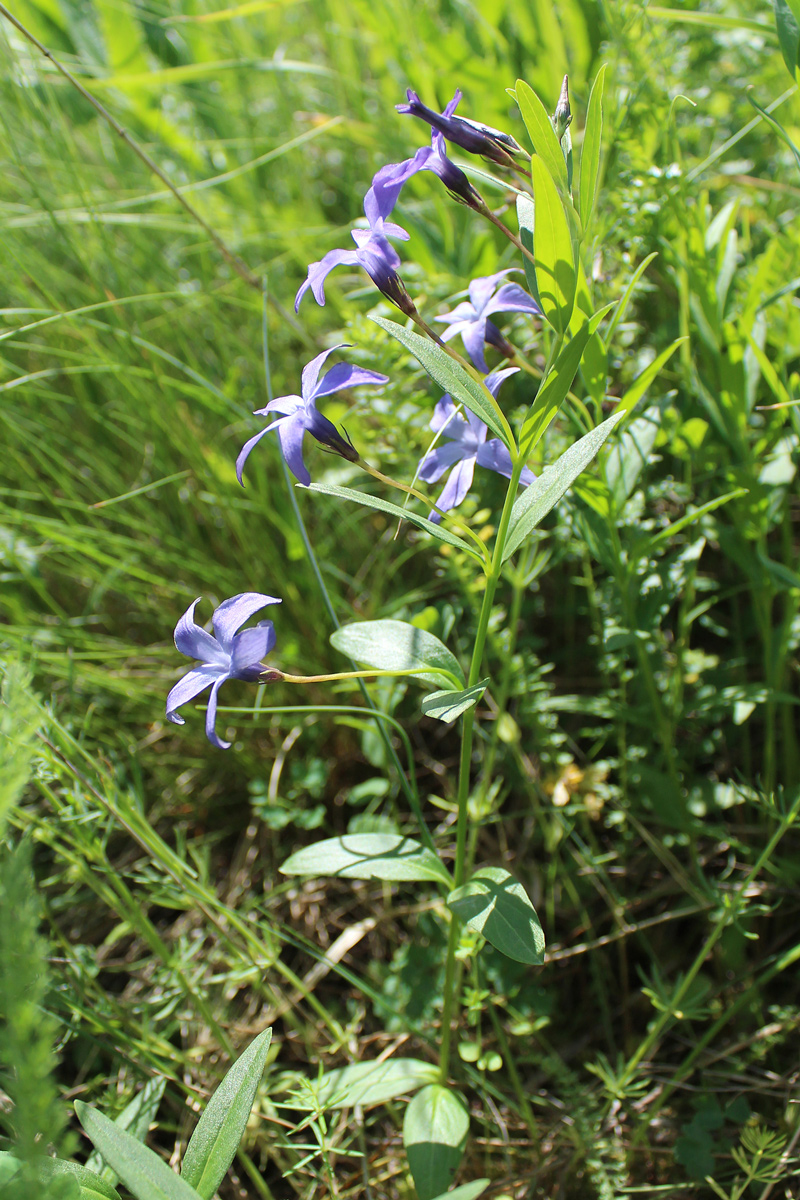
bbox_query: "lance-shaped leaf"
[531,154,576,334]
[504,412,624,561]
[404,1084,470,1200]
[516,194,539,301]
[370,316,515,449]
[86,1076,166,1184]
[421,680,489,723]
[307,482,482,560]
[447,867,545,964]
[41,1159,122,1200]
[307,1058,439,1109]
[331,619,465,688]
[280,834,452,886]
[579,65,606,227]
[429,1182,490,1200]
[514,79,568,193]
[181,1029,272,1199]
[74,1103,201,1200]
[519,319,593,457]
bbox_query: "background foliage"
[1,0,799,1195]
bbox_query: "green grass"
[1,0,800,1196]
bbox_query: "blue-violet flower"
[166,592,282,749]
[419,368,535,523]
[236,345,388,487]
[435,270,541,372]
[295,188,413,312]
[397,88,524,166]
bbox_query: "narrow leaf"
[370,316,514,448]
[74,1103,201,1200]
[307,482,482,560]
[181,1029,272,1199]
[309,1058,439,1109]
[86,1076,166,1183]
[516,194,540,301]
[421,680,489,723]
[404,1085,470,1200]
[429,1182,490,1200]
[605,408,661,508]
[531,155,576,334]
[40,1160,122,1200]
[519,321,592,457]
[447,867,545,964]
[605,252,658,344]
[579,65,606,227]
[331,619,465,688]
[773,0,800,78]
[504,412,624,560]
[280,834,452,886]
[645,488,748,552]
[514,80,568,192]
[615,338,686,418]
[748,90,800,177]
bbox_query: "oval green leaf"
[504,412,624,561]
[447,866,545,964]
[370,316,514,449]
[331,619,465,689]
[310,1058,439,1109]
[181,1029,272,1199]
[74,1103,201,1200]
[421,680,489,723]
[307,482,482,560]
[404,1084,469,1200]
[531,154,576,334]
[280,834,452,886]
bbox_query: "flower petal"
[419,439,468,483]
[301,345,346,399]
[295,248,360,311]
[476,438,516,479]
[468,270,517,314]
[205,675,232,750]
[229,624,271,675]
[166,663,223,724]
[312,361,389,399]
[461,318,489,372]
[484,366,519,398]
[484,282,542,317]
[174,598,228,666]
[429,394,460,434]
[236,419,285,485]
[431,455,477,522]
[278,413,311,485]
[254,394,302,417]
[435,300,477,326]
[212,592,281,651]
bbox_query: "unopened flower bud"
[553,75,572,140]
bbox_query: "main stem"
[438,453,528,1079]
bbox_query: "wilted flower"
[435,270,541,372]
[397,88,524,166]
[295,188,413,312]
[166,593,282,749]
[418,368,535,522]
[372,93,484,216]
[236,345,388,487]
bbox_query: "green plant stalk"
[617,788,800,1090]
[438,451,529,1079]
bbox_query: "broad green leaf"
[280,834,452,886]
[515,194,540,301]
[773,0,800,78]
[615,338,686,418]
[370,316,514,448]
[74,1103,201,1200]
[307,482,482,560]
[310,1058,439,1109]
[514,80,568,192]
[429,1182,489,1200]
[519,321,593,456]
[447,867,545,964]
[504,412,624,561]
[181,1029,272,1199]
[331,619,465,688]
[41,1160,122,1200]
[403,1085,469,1200]
[87,1076,166,1183]
[579,65,606,228]
[530,155,576,334]
[421,680,489,723]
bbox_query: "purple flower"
[295,188,412,312]
[435,270,542,373]
[397,88,524,166]
[236,345,388,487]
[418,368,535,523]
[371,93,483,217]
[166,593,281,749]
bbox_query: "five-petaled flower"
[236,345,388,487]
[397,88,524,166]
[418,368,535,523]
[295,188,412,312]
[371,92,484,218]
[435,270,541,373]
[166,593,282,749]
